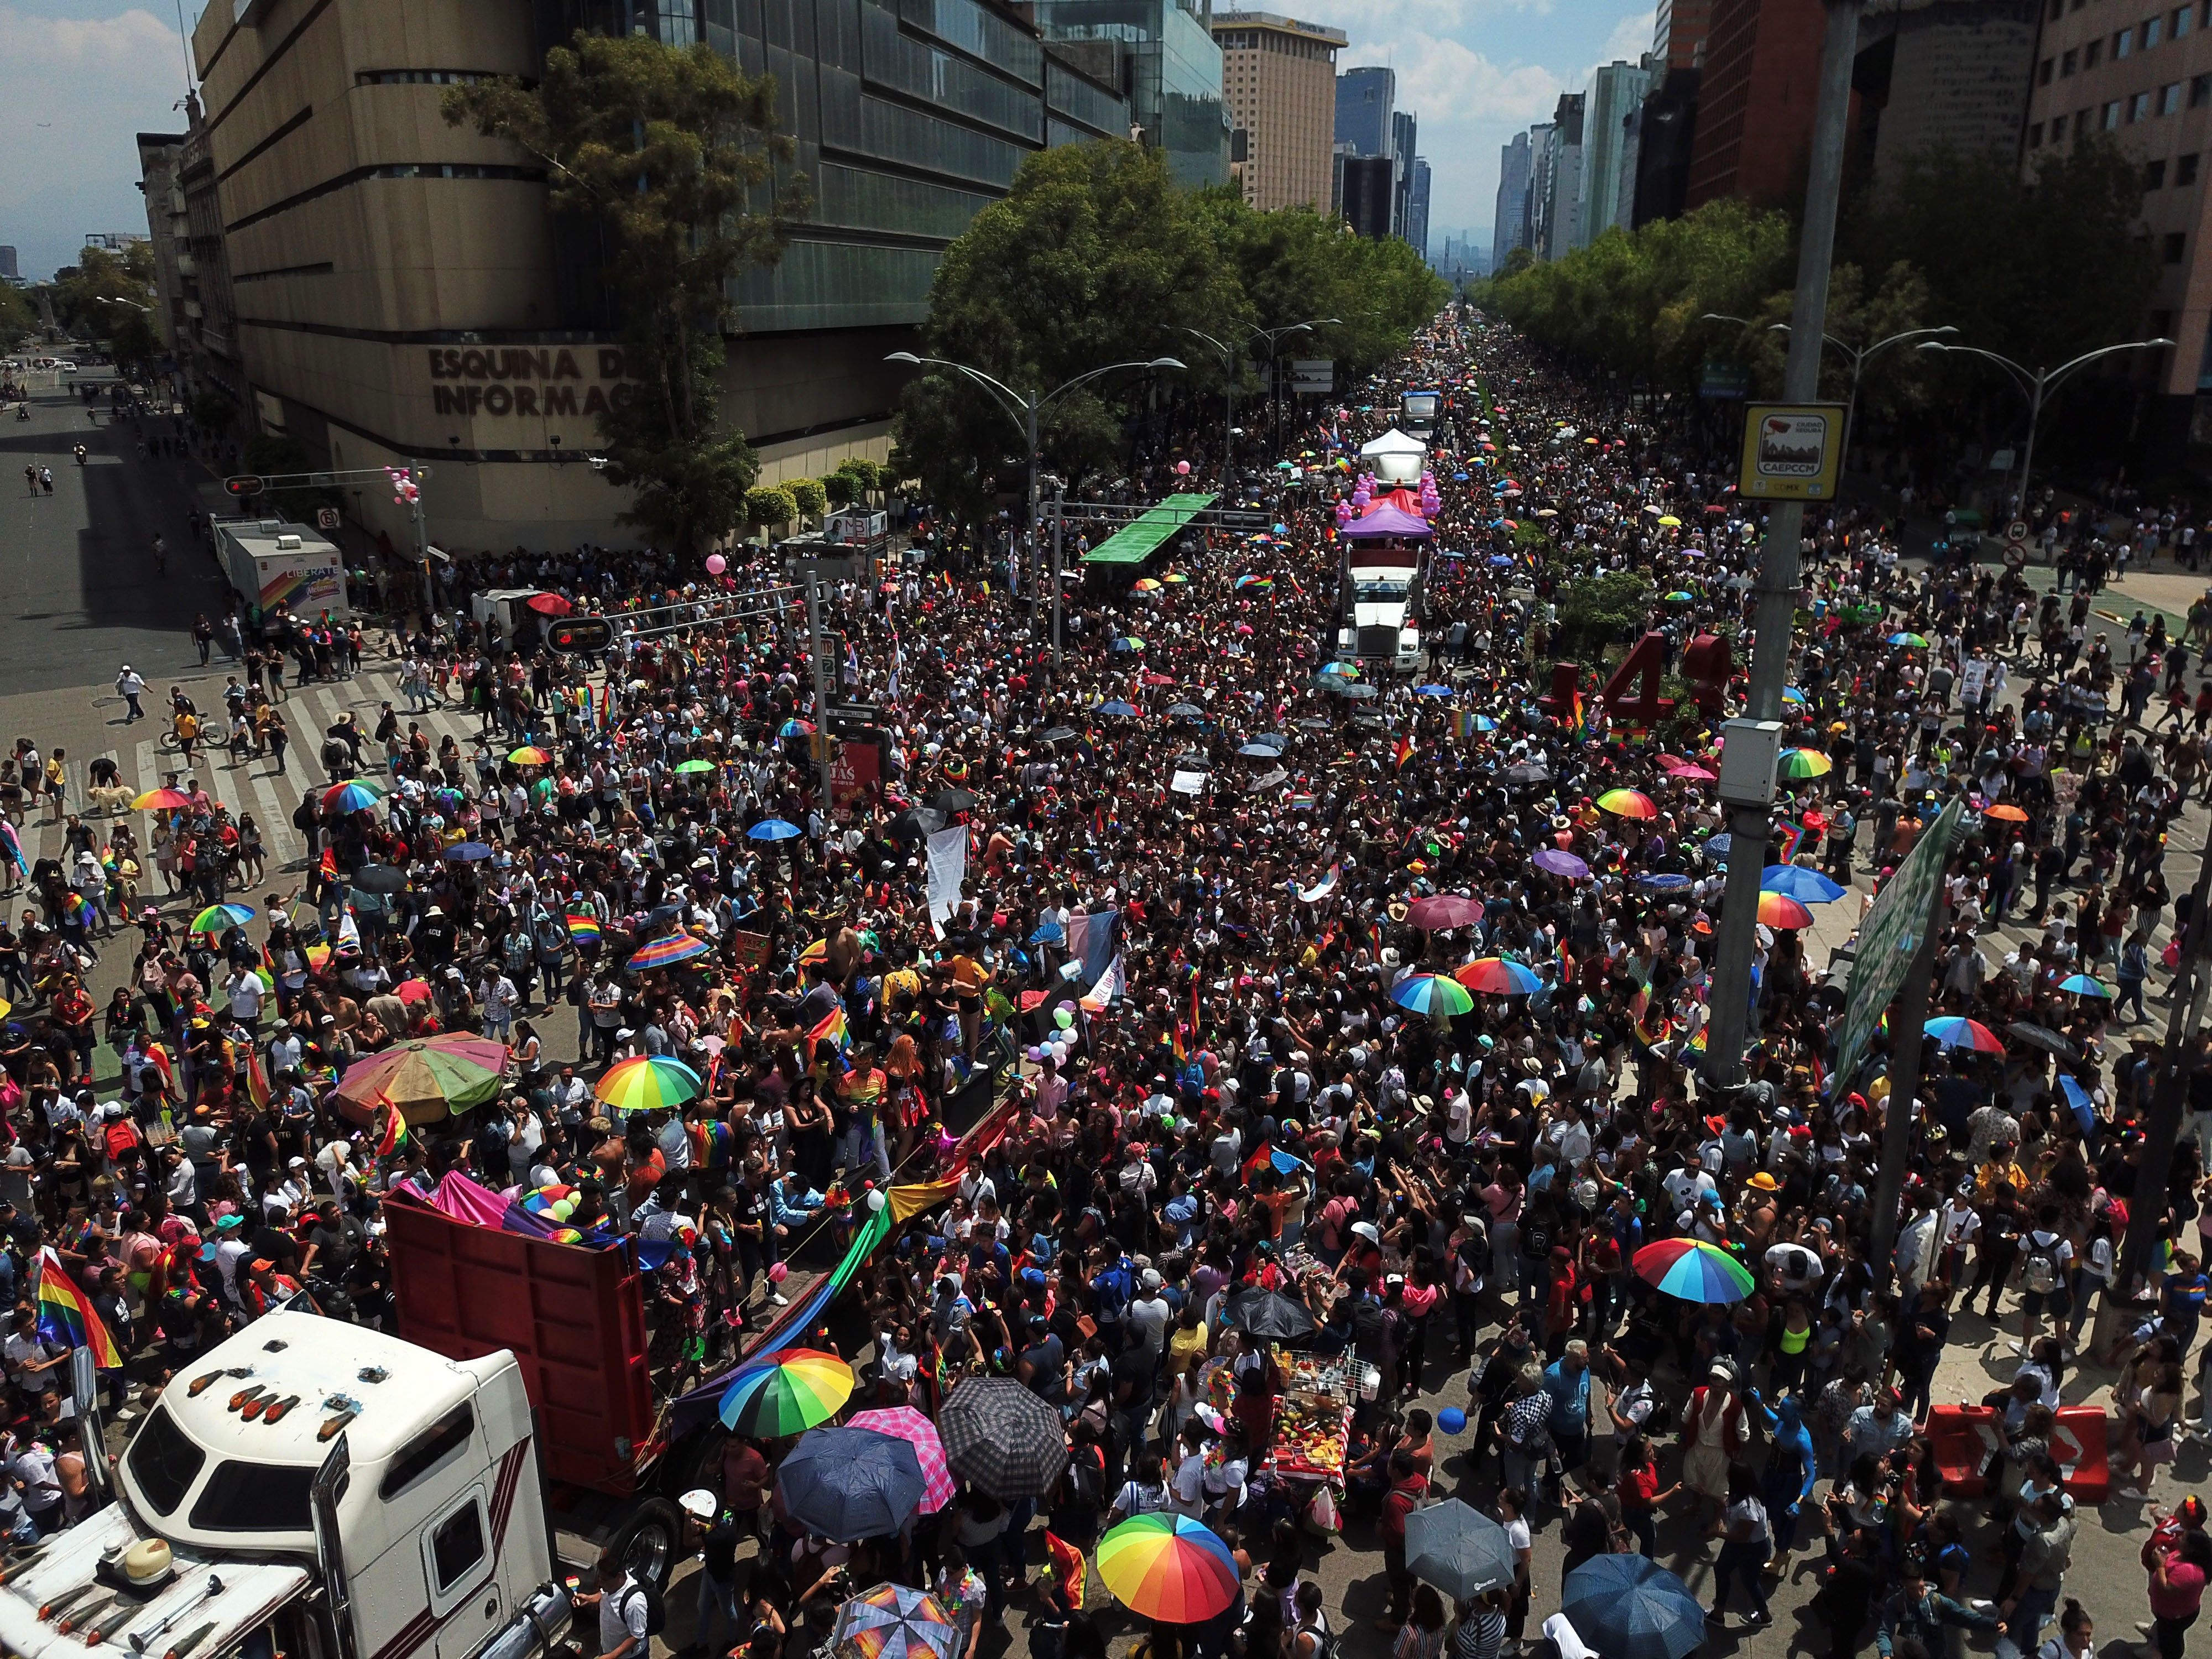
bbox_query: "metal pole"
[407,460,435,624]
[1051,483,1065,667]
[1841,349,1863,484]
[1224,352,1237,489]
[2016,374,2044,524]
[2114,842,2212,1295]
[1870,890,1949,1285]
[1701,0,1865,1092]
[1025,391,1041,622]
[804,560,833,810]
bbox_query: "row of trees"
[1482,143,2161,436]
[0,244,166,368]
[892,142,1448,519]
[741,456,888,533]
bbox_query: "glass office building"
[1027,0,1233,188]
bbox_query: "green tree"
[52,244,163,369]
[745,483,797,529]
[1550,568,1654,658]
[445,31,807,551]
[191,389,239,436]
[789,477,827,520]
[0,284,34,348]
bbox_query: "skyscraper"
[1391,109,1418,241]
[1335,66,1395,157]
[1581,60,1652,242]
[1406,158,1431,261]
[0,247,17,281]
[1541,95,1585,261]
[1211,12,1347,211]
[1653,0,1715,67]
[1686,0,1834,208]
[1494,131,1533,264]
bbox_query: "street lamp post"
[1917,336,2174,524]
[1697,314,1960,474]
[884,352,1185,614]
[1174,319,1338,492]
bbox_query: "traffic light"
[223,474,264,498]
[548,619,612,654]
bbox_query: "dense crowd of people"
[2,311,2211,1659]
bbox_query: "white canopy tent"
[1359,427,1428,484]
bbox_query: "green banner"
[1828,797,1963,1096]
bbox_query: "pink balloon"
[768,1261,788,1282]
[706,553,727,576]
[1175,460,1191,475]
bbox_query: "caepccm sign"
[424,346,639,421]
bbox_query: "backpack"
[1064,1446,1104,1510]
[621,1582,666,1639]
[2022,1237,2061,1296]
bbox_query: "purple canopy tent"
[1340,503,1435,539]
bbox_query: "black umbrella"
[2006,1021,2079,1060]
[349,863,408,894]
[890,807,948,841]
[774,1427,926,1541]
[1040,726,1079,744]
[1167,702,1205,718]
[936,1379,1067,1501]
[1503,762,1553,786]
[930,789,977,816]
[1294,717,1331,731]
[1226,1288,1315,1340]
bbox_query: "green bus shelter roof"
[1081,493,1220,565]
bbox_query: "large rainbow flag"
[34,1248,122,1370]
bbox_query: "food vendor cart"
[1261,1351,1364,1483]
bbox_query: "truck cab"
[0,1312,571,1659]
[1337,559,1424,675]
[1399,389,1442,441]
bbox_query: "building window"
[2132,91,2153,119]
[2197,72,2212,104]
[2148,157,2169,186]
[2118,27,2135,55]
[2063,47,2079,74]
[2146,16,2164,46]
[2040,56,2056,84]
[2166,231,2188,260]
[2088,39,2105,66]
[2181,152,2201,183]
[2106,100,2125,127]
[2031,122,2047,147]
[2164,81,2185,111]
[2180,4,2197,36]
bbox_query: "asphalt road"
[0,373,232,696]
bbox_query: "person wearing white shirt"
[224,968,265,1032]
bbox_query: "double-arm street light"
[1917,335,2174,520]
[885,351,1185,614]
[1699,312,1958,476]
[1175,318,1339,486]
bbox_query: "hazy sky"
[0,0,1652,280]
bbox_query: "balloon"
[768,1261,788,1283]
[1027,1046,1044,1062]
[1437,1406,1467,1434]
[1055,1008,1076,1030]
[866,1190,886,1212]
[1175,460,1191,475]
[706,553,727,575]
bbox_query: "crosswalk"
[15,666,509,879]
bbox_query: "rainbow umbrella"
[190,903,255,934]
[780,719,817,738]
[718,1348,855,1436]
[1133,578,1162,592]
[1096,1514,1240,1623]
[1163,572,1190,584]
[831,1584,958,1659]
[322,778,388,813]
[595,1054,704,1113]
[1390,973,1475,1019]
[1924,1016,2004,1055]
[1633,1238,1755,1303]
[1455,957,1543,995]
[565,911,600,945]
[508,745,551,765]
[2058,974,2115,998]
[1888,632,1930,649]
[334,1033,508,1124]
[1777,748,1833,779]
[1755,891,1814,929]
[628,933,711,972]
[132,787,191,811]
[1596,788,1658,819]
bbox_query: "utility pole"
[405,460,436,623]
[1869,892,1948,1282]
[803,559,833,810]
[1700,0,1865,1091]
[1024,389,1040,622]
[1050,483,1066,667]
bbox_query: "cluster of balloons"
[521,1182,583,1223]
[1416,469,1442,520]
[1024,1004,1082,1070]
[385,466,420,508]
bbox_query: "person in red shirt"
[1376,1449,1430,1632]
[2143,1516,2210,1659]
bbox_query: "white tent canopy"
[1359,426,1428,482]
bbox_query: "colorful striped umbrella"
[1389,973,1475,1019]
[628,933,711,972]
[1095,1514,1241,1623]
[594,1054,703,1113]
[2058,974,2115,998]
[1454,957,1543,995]
[190,902,255,933]
[719,1348,855,1436]
[508,745,552,765]
[335,1033,508,1124]
[848,1407,955,1513]
[1755,891,1814,929]
[1632,1238,1754,1303]
[1777,748,1833,779]
[322,778,389,812]
[831,1584,958,1659]
[1596,788,1658,818]
[780,719,817,738]
[565,912,601,945]
[1924,1016,2004,1055]
[132,787,191,811]
[1888,632,1930,649]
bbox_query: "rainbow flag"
[0,820,23,877]
[34,1248,122,1370]
[806,1003,849,1054]
[1567,688,1587,743]
[1773,816,1805,864]
[247,1051,272,1113]
[565,911,601,945]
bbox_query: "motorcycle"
[73,444,87,465]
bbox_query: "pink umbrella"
[849,1406,954,1512]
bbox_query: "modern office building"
[1209,11,1344,210]
[1684,0,1834,208]
[186,0,1130,552]
[1539,95,1585,260]
[1027,1,1230,187]
[1334,65,1394,158]
[1340,154,1396,238]
[174,99,247,414]
[1581,59,1651,241]
[1494,130,1533,264]
[1852,0,2038,197]
[133,133,191,352]
[1653,0,1715,68]
[1631,67,1703,226]
[82,233,151,252]
[0,247,18,283]
[1391,108,1418,239]
[2022,0,2212,460]
[1525,120,1557,258]
[1406,156,1431,261]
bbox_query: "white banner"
[926,826,968,934]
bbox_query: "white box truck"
[214,519,351,630]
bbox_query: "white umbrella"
[1765,1242,1824,1281]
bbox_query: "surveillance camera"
[588,455,609,472]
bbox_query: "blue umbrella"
[1414,684,1453,696]
[1238,742,1279,758]
[2059,1074,2098,1142]
[1638,872,1692,890]
[1560,1554,1705,1659]
[1704,832,1733,861]
[748,818,802,842]
[444,842,494,862]
[1761,864,1846,902]
[1096,700,1139,717]
[775,1426,927,1541]
[1248,733,1287,752]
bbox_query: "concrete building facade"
[186,0,1129,552]
[1540,94,1584,260]
[133,134,190,354]
[1654,0,1716,67]
[1684,0,1834,208]
[1854,0,2039,197]
[1209,12,1344,210]
[1406,155,1431,260]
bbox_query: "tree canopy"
[445,30,806,552]
[894,141,1446,516]
[50,244,163,370]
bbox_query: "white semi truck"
[0,1312,573,1659]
